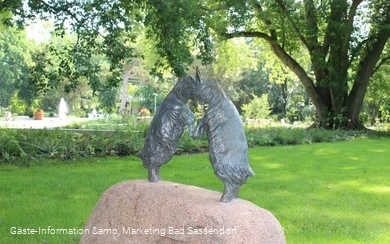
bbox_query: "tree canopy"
[3,0,390,128]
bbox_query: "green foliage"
[0,27,31,107]
[98,90,118,113]
[25,0,139,93]
[1,117,388,164]
[0,0,23,26]
[141,0,213,76]
[213,39,259,84]
[7,0,389,131]
[9,92,27,115]
[135,84,168,112]
[7,0,389,130]
[209,39,266,110]
[17,0,214,93]
[0,128,142,165]
[243,127,382,147]
[177,131,208,154]
[363,44,390,126]
[242,94,271,119]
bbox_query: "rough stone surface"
[80,180,286,244]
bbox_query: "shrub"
[384,123,390,131]
[177,132,208,154]
[307,128,334,143]
[9,92,27,115]
[0,118,388,164]
[242,94,271,119]
[138,108,151,117]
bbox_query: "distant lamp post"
[153,93,158,114]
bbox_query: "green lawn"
[1,138,389,243]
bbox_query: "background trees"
[1,0,389,128]
[0,28,32,111]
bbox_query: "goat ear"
[195,67,201,84]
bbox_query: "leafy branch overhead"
[8,0,214,93]
[3,0,390,129]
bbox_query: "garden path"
[0,116,91,129]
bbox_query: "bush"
[9,92,27,115]
[0,129,147,165]
[244,127,380,147]
[177,132,208,154]
[1,118,388,164]
[138,108,151,117]
[71,108,87,118]
[385,123,390,131]
[242,94,271,119]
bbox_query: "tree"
[135,82,170,113]
[196,0,390,129]
[211,39,260,106]
[98,90,118,113]
[242,94,271,119]
[21,0,140,93]
[0,0,23,27]
[0,27,31,109]
[132,0,390,129]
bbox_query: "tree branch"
[198,4,230,12]
[37,0,80,23]
[250,1,278,39]
[322,0,345,55]
[347,33,390,118]
[342,0,363,55]
[275,0,311,51]
[372,56,390,75]
[348,37,375,67]
[222,29,323,111]
[303,0,319,50]
[269,42,325,111]
[222,31,274,42]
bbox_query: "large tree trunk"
[346,34,390,129]
[271,5,389,129]
[268,43,325,120]
[269,33,389,129]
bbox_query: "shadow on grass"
[240,139,390,243]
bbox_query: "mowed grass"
[0,138,389,243]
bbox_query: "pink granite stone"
[80,180,286,244]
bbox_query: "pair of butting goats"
[137,69,254,203]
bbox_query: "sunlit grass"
[0,138,389,243]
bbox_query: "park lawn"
[0,138,389,243]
